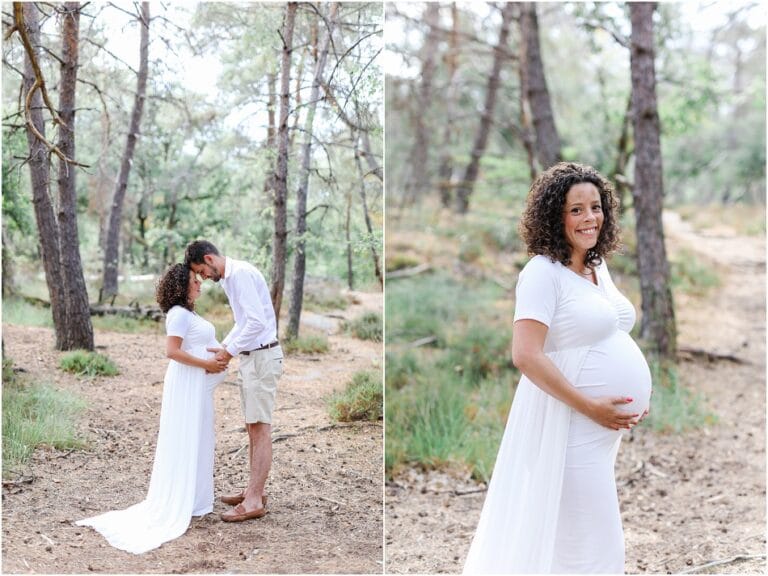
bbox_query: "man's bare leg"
[240,422,271,512]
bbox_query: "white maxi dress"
[76,306,226,554]
[463,255,652,574]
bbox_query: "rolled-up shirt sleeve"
[224,271,268,356]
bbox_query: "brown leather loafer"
[220,503,267,522]
[220,492,267,506]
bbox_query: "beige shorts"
[238,345,283,424]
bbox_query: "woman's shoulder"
[166,304,193,317]
[517,254,563,289]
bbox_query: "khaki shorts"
[238,345,283,424]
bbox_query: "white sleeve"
[165,306,191,338]
[513,256,559,327]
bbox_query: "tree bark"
[404,3,440,204]
[519,2,561,171]
[21,3,68,349]
[57,2,94,350]
[438,3,459,208]
[101,2,150,302]
[455,3,515,214]
[270,2,297,325]
[629,2,677,360]
[286,3,339,339]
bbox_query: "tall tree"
[629,2,676,360]
[519,2,561,171]
[355,129,383,288]
[15,2,93,350]
[455,2,514,214]
[101,2,150,303]
[270,2,297,325]
[286,3,339,339]
[437,3,460,208]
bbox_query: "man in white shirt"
[185,240,283,522]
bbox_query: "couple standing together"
[77,240,284,554]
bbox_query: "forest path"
[2,290,383,574]
[385,210,766,574]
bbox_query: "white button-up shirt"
[220,257,277,356]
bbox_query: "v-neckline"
[562,262,601,288]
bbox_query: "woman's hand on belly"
[584,395,640,430]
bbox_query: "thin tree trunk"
[404,3,440,204]
[1,224,16,298]
[455,3,514,214]
[21,3,68,349]
[355,131,383,289]
[57,1,93,350]
[262,70,278,201]
[345,185,354,290]
[286,3,338,339]
[101,2,149,302]
[517,51,538,181]
[520,2,561,171]
[612,94,633,213]
[438,2,459,208]
[270,2,297,324]
[629,2,676,360]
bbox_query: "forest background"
[384,1,765,573]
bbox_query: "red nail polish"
[626,397,633,402]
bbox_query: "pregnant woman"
[77,263,228,554]
[463,162,652,574]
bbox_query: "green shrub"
[3,360,86,476]
[59,350,119,377]
[282,333,330,355]
[343,311,382,342]
[440,323,513,384]
[303,290,349,312]
[645,361,717,433]
[328,370,383,422]
[385,253,420,273]
[670,250,721,296]
[385,350,420,390]
[1,298,53,327]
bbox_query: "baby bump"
[575,331,652,415]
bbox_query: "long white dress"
[463,255,652,574]
[76,306,226,554]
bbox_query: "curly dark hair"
[156,263,194,313]
[184,240,219,266]
[519,162,620,268]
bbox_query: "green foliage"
[669,250,721,296]
[303,288,350,312]
[1,298,54,327]
[645,361,717,433]
[327,370,383,422]
[91,316,158,334]
[343,312,382,342]
[3,359,87,477]
[385,350,420,390]
[59,351,119,377]
[282,333,330,355]
[385,253,420,273]
[439,324,513,384]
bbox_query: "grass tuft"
[328,370,383,422]
[645,361,717,433]
[282,333,330,355]
[3,358,87,477]
[343,311,383,342]
[59,350,119,377]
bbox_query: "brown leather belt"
[241,341,280,355]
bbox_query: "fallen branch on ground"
[386,263,431,280]
[679,553,766,574]
[408,335,437,348]
[678,346,748,364]
[89,304,163,322]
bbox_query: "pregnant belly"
[575,330,652,415]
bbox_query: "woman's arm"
[166,336,226,373]
[512,319,639,430]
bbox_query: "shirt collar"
[223,256,233,281]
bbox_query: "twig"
[386,263,431,280]
[318,495,346,507]
[408,335,437,348]
[678,346,748,365]
[272,433,298,443]
[454,487,487,496]
[679,553,766,574]
[2,478,34,487]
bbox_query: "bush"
[440,323,513,384]
[328,371,382,422]
[385,350,420,390]
[59,350,119,377]
[343,311,382,342]
[645,361,717,433]
[670,249,720,296]
[282,333,330,355]
[3,359,86,476]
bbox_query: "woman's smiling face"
[563,182,604,262]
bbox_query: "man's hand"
[207,347,233,365]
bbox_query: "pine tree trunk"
[355,132,383,289]
[520,2,561,171]
[270,2,297,325]
[101,2,150,302]
[57,2,94,350]
[21,3,68,349]
[629,2,677,360]
[286,3,338,340]
[438,3,459,208]
[455,3,514,214]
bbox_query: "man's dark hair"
[184,240,220,266]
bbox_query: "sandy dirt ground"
[385,212,766,574]
[2,291,383,574]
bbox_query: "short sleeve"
[165,306,191,338]
[513,255,559,327]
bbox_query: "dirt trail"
[385,211,766,574]
[2,291,383,574]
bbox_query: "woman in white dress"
[463,162,653,574]
[77,263,228,554]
